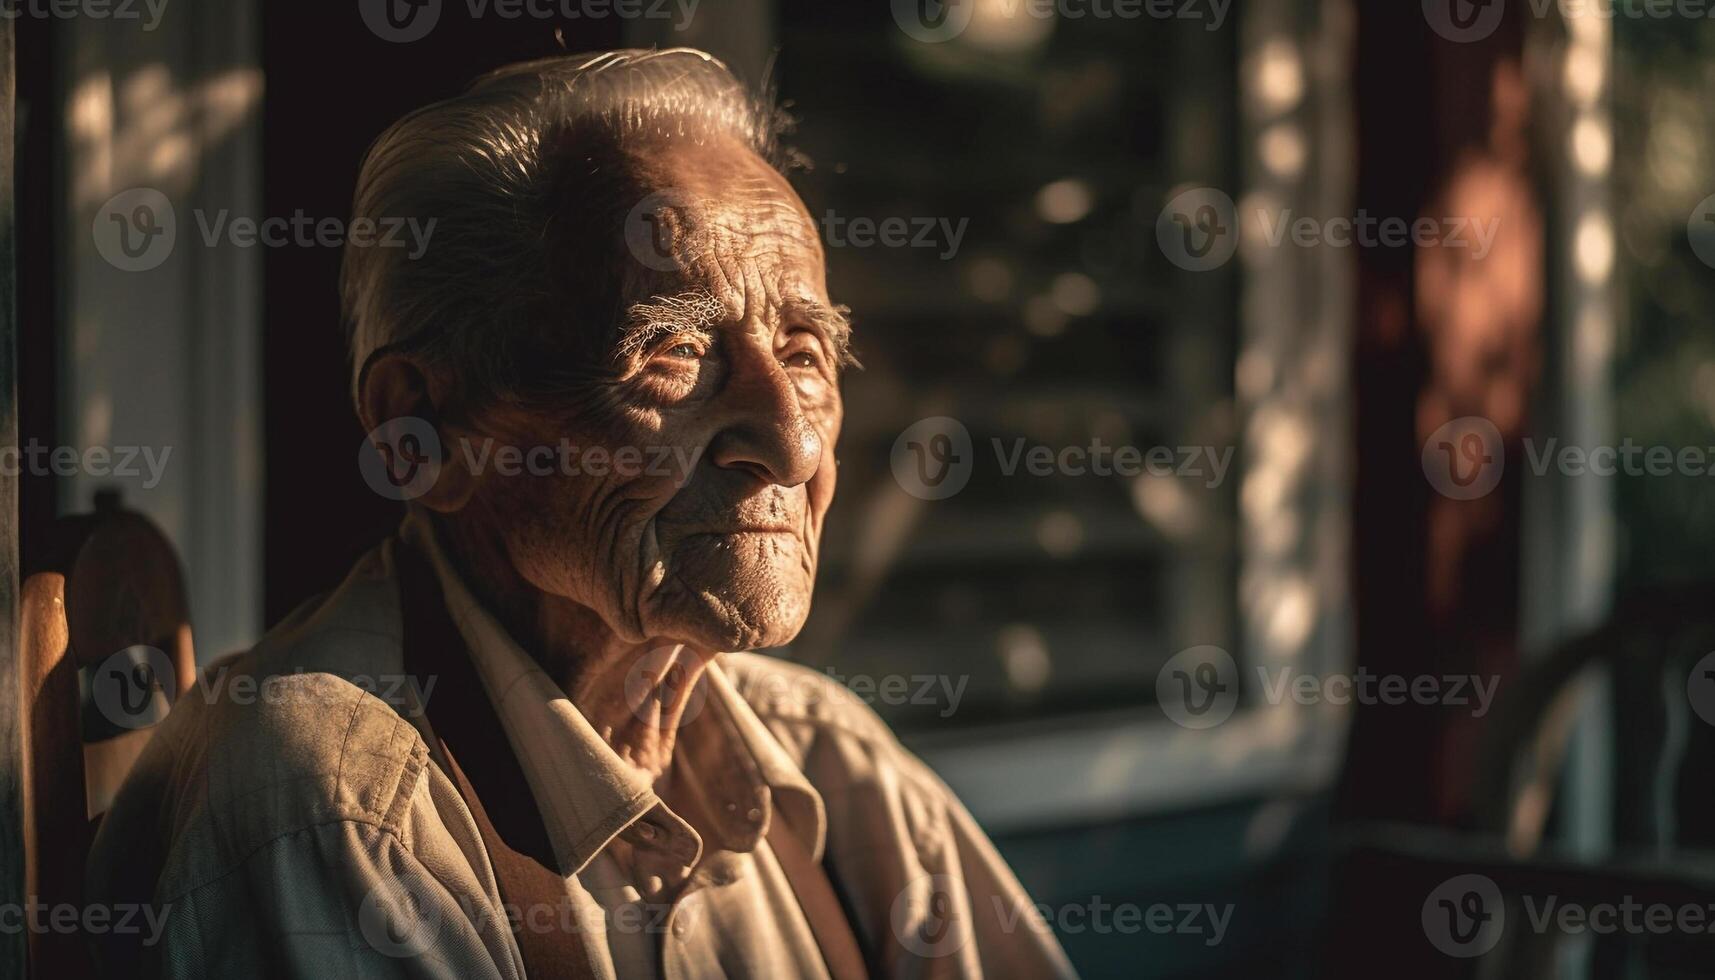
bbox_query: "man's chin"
[642,567,812,652]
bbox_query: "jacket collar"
[398,514,825,877]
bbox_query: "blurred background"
[6,0,1715,977]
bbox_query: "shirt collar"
[400,514,825,875]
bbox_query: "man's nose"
[707,353,822,488]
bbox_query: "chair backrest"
[17,493,195,978]
[1470,582,1715,979]
[1474,582,1715,853]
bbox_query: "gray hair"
[340,48,790,409]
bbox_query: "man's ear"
[358,354,479,513]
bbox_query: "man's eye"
[662,341,703,360]
[783,350,820,370]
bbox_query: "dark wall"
[260,9,624,624]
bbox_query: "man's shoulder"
[93,544,430,901]
[719,650,900,748]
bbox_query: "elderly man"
[87,49,1075,980]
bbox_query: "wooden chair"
[17,492,195,978]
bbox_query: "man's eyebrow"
[783,298,858,369]
[616,291,859,368]
[614,290,728,361]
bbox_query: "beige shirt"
[86,528,1077,979]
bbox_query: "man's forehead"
[641,187,822,267]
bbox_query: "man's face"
[459,136,846,653]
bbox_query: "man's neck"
[428,512,710,780]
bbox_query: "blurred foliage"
[1611,14,1715,591]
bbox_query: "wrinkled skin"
[360,136,846,777]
